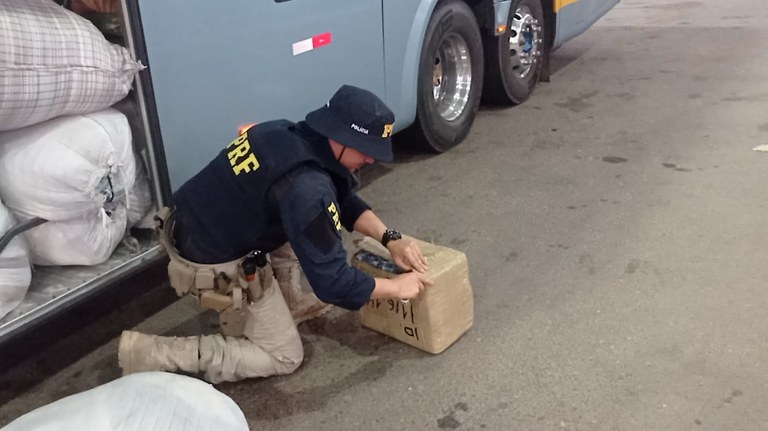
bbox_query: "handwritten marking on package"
[366,298,420,340]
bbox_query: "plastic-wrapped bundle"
[353,250,405,274]
[0,109,136,266]
[0,199,31,320]
[0,0,143,131]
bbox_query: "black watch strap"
[381,228,402,248]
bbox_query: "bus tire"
[482,0,545,105]
[405,0,483,153]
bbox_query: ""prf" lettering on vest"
[327,201,342,231]
[227,133,260,175]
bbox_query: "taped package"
[352,236,473,354]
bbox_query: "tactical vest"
[172,120,335,260]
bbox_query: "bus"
[0,0,619,341]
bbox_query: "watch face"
[382,228,401,246]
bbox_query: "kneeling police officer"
[118,85,432,383]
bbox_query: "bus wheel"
[482,0,544,105]
[406,0,483,153]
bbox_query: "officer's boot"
[118,331,200,375]
[270,243,332,324]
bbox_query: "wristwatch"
[381,228,402,248]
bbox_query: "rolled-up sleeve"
[274,169,375,310]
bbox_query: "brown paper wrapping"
[352,236,473,354]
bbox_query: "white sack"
[0,200,31,320]
[0,0,144,131]
[1,372,249,431]
[0,109,135,221]
[26,204,128,266]
[0,109,136,266]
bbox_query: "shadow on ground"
[0,261,176,408]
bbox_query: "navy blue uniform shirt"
[172,121,375,310]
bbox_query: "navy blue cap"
[305,85,395,162]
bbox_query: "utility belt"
[155,207,272,336]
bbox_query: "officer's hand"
[388,239,429,273]
[394,272,433,299]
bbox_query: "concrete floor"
[2,0,768,429]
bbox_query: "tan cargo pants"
[199,277,303,383]
[157,208,305,383]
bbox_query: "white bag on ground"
[0,200,31,320]
[0,372,249,431]
[0,109,136,266]
[0,0,144,131]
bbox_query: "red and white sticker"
[292,32,332,56]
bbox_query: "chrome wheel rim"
[431,33,472,122]
[508,6,543,79]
